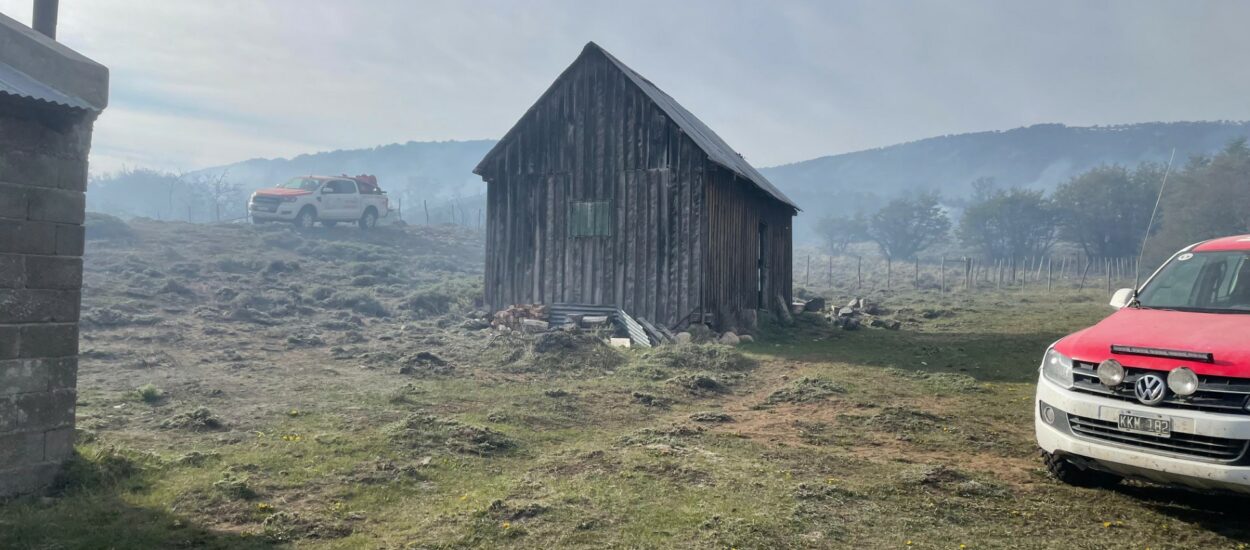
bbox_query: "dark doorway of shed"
[758,222,769,309]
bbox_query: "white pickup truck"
[248,175,389,229]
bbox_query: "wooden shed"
[475,42,798,332]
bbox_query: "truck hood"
[1055,308,1250,377]
[254,188,312,197]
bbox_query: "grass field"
[1,220,1248,549]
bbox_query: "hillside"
[760,121,1250,238]
[93,122,1250,240]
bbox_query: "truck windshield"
[1136,251,1250,313]
[277,177,321,190]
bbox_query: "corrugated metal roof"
[592,44,798,210]
[0,61,95,111]
[477,42,798,211]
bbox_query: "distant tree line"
[816,138,1250,267]
[87,168,244,223]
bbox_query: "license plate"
[1118,412,1172,437]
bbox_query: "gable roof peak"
[476,43,798,211]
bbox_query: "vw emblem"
[1135,374,1168,405]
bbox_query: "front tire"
[293,207,317,229]
[358,207,378,230]
[1043,451,1122,488]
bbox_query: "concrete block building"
[0,6,108,496]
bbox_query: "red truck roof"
[1192,235,1250,252]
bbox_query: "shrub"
[639,344,756,373]
[160,407,225,431]
[524,331,627,372]
[326,290,388,317]
[760,377,845,407]
[52,447,152,494]
[84,212,134,241]
[667,373,728,395]
[400,279,481,318]
[385,414,515,456]
[134,383,163,403]
[212,472,256,500]
[263,260,300,274]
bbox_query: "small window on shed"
[569,201,612,237]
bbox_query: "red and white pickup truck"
[1037,234,1250,494]
[248,175,389,229]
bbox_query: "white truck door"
[342,180,362,219]
[321,180,356,220]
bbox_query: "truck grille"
[1067,413,1249,463]
[250,196,280,212]
[1072,362,1250,415]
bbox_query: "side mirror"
[1110,288,1136,309]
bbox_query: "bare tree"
[181,170,241,222]
[206,170,240,222]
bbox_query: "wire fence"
[390,195,486,229]
[795,254,1145,295]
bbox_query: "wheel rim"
[365,212,376,227]
[298,212,312,227]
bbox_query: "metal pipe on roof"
[32,0,58,39]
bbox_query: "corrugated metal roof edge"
[475,42,799,213]
[0,89,89,111]
[0,63,94,111]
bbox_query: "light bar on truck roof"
[1110,345,1214,364]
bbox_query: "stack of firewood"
[492,304,550,331]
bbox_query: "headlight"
[1096,359,1125,387]
[1041,347,1074,388]
[1167,367,1199,397]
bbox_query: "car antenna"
[1135,147,1177,290]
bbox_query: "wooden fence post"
[805,255,810,287]
[423,200,430,225]
[914,257,920,289]
[1106,258,1112,294]
[1047,257,1053,292]
[966,257,972,291]
[1078,257,1092,291]
[1021,258,1027,291]
[940,257,946,293]
[857,256,863,289]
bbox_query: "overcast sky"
[4,0,1250,174]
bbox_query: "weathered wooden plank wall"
[703,167,794,329]
[480,49,792,330]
